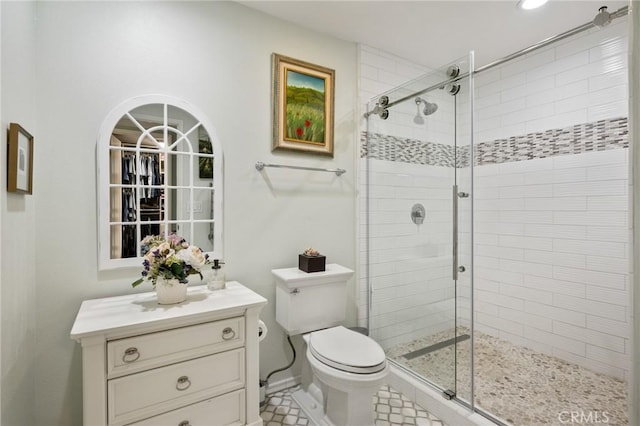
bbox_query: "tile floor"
[387,328,628,425]
[260,384,446,426]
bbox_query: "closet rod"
[255,161,346,176]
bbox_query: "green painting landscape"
[285,70,325,144]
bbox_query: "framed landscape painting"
[272,53,335,156]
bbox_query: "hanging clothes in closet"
[121,188,137,258]
[120,151,163,258]
[121,154,136,185]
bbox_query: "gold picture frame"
[272,53,335,156]
[7,122,33,194]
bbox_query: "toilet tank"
[273,264,354,336]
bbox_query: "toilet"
[273,264,389,426]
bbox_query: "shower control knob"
[457,192,469,198]
[458,266,466,273]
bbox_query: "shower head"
[593,6,611,27]
[422,100,438,116]
[414,97,438,119]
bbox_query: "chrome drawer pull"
[122,347,140,363]
[178,421,191,426]
[176,376,191,391]
[222,327,236,340]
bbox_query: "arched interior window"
[97,95,223,270]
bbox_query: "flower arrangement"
[131,234,209,288]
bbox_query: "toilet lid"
[309,326,387,374]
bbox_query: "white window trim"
[97,94,223,270]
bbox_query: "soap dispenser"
[207,259,226,290]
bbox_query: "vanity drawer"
[107,317,244,378]
[128,389,245,426]
[108,348,245,425]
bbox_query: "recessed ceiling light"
[517,0,549,10]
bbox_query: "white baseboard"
[266,375,301,394]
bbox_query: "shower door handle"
[452,185,458,281]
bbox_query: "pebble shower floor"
[260,384,446,426]
[387,328,628,425]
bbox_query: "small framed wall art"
[7,122,34,194]
[272,53,335,156]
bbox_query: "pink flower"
[168,233,185,247]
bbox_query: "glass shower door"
[365,54,473,399]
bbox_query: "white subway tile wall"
[358,17,630,378]
[474,150,630,378]
[362,158,456,349]
[358,46,432,331]
[472,20,630,378]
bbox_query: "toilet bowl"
[293,326,389,426]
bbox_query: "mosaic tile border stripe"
[361,132,458,168]
[362,117,628,167]
[475,116,628,165]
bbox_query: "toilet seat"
[309,326,386,374]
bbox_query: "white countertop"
[70,281,267,341]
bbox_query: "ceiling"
[239,0,629,69]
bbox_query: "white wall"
[30,2,357,424]
[0,2,37,425]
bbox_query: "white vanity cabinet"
[70,282,267,426]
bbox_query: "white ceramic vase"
[155,278,188,305]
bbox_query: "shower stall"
[362,7,630,425]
